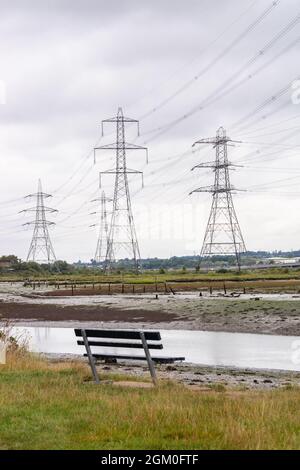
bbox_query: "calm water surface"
[12,326,300,372]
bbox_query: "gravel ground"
[44,353,300,390]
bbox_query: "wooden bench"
[75,328,185,385]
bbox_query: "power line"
[126,1,258,111]
[138,0,280,121]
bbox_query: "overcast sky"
[0,0,300,262]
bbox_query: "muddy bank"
[44,353,300,390]
[1,295,300,335]
[0,301,179,323]
[31,277,300,295]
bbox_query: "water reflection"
[12,326,300,372]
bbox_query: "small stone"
[263,379,272,384]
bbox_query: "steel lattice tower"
[91,191,112,264]
[21,179,57,263]
[190,127,246,269]
[94,107,148,272]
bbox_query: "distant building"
[267,257,299,265]
[0,260,13,269]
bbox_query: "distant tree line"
[0,249,300,275]
[0,256,75,275]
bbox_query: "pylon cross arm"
[96,143,147,151]
[23,221,55,226]
[102,117,138,123]
[25,192,52,198]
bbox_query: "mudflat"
[1,291,300,335]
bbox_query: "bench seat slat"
[75,329,161,341]
[84,353,185,364]
[77,340,163,349]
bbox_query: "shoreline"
[1,293,300,335]
[1,287,300,389]
[4,318,300,336]
[43,352,300,390]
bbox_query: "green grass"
[1,355,300,449]
[0,266,300,282]
[2,267,300,286]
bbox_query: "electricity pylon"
[94,107,148,272]
[21,179,57,263]
[190,127,246,269]
[90,191,112,264]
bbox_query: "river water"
[12,326,300,372]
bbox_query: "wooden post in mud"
[209,285,212,295]
[223,282,226,294]
[169,286,176,295]
[243,286,246,294]
[164,282,167,293]
[108,283,111,294]
[143,285,146,293]
[132,284,135,294]
[71,284,74,296]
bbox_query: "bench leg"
[81,329,100,384]
[140,332,157,385]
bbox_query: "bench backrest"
[74,329,163,350]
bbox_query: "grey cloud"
[0,0,300,260]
